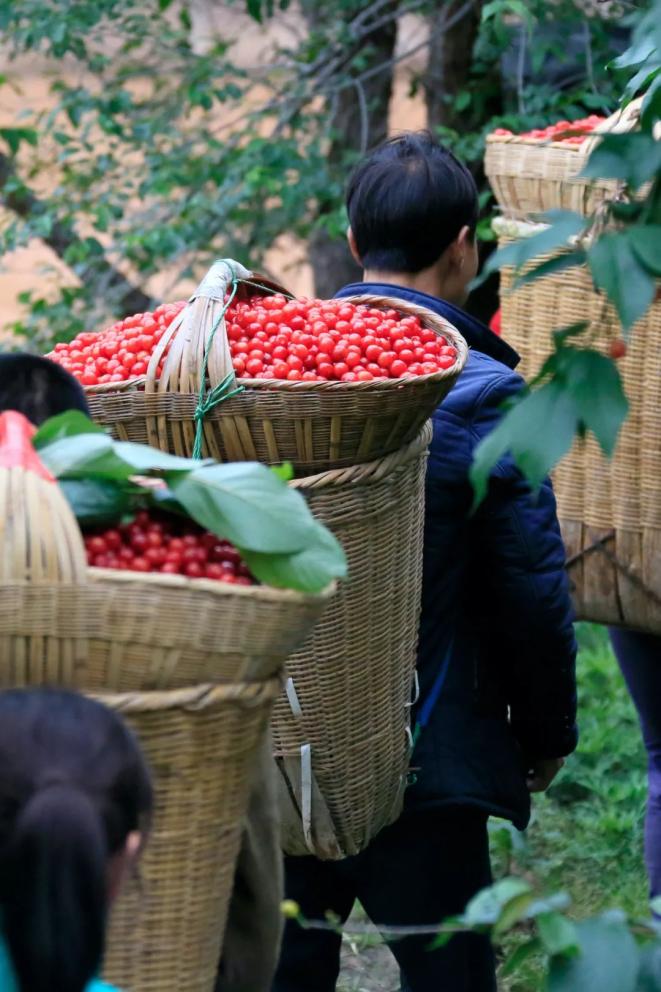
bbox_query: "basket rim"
[89,677,281,712]
[84,294,468,397]
[486,133,588,152]
[86,566,336,602]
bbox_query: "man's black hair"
[0,353,90,425]
[346,131,479,274]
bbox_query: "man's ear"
[449,225,473,270]
[347,226,362,266]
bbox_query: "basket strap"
[285,676,314,851]
[411,633,455,751]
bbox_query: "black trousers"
[272,807,497,992]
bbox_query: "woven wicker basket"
[86,274,467,475]
[272,422,431,859]
[498,221,661,633]
[0,569,333,690]
[485,98,647,220]
[100,680,279,992]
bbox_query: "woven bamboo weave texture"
[0,571,332,690]
[99,680,279,992]
[86,293,467,475]
[272,423,431,859]
[499,230,661,633]
[485,98,646,220]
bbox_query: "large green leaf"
[38,429,212,479]
[169,462,320,554]
[588,234,656,331]
[628,225,661,276]
[537,912,579,957]
[548,917,638,992]
[33,410,105,447]
[474,212,586,287]
[470,380,578,508]
[462,878,533,928]
[560,349,629,457]
[513,250,586,289]
[60,478,138,526]
[38,433,134,479]
[636,944,661,991]
[580,134,661,190]
[240,522,347,593]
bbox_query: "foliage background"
[0,0,631,348]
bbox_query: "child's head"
[346,131,479,303]
[0,687,153,992]
[0,353,90,425]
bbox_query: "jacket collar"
[335,281,519,370]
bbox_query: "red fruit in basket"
[49,294,460,386]
[609,339,627,360]
[84,511,257,586]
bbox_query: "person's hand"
[525,757,565,793]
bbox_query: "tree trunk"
[304,2,398,296]
[0,152,151,317]
[424,1,501,326]
[425,0,482,132]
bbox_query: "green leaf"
[560,349,628,457]
[114,442,211,474]
[33,411,105,448]
[470,380,578,508]
[513,250,586,288]
[246,0,263,21]
[169,463,320,554]
[0,126,38,154]
[474,212,585,286]
[501,938,543,978]
[38,433,134,480]
[462,878,533,928]
[537,912,579,956]
[580,134,661,190]
[60,478,137,526]
[610,38,656,71]
[628,226,661,276]
[588,234,656,330]
[240,521,347,593]
[636,943,661,991]
[271,462,294,482]
[548,918,638,992]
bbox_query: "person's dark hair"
[0,688,153,992]
[346,131,479,274]
[0,353,90,426]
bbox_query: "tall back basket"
[0,418,334,992]
[101,680,279,992]
[497,220,661,634]
[272,422,431,859]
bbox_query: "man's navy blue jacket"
[336,282,578,830]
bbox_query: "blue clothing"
[336,283,578,830]
[0,933,118,992]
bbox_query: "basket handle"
[145,259,252,398]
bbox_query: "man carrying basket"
[273,132,578,992]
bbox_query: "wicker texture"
[273,423,431,859]
[0,466,87,583]
[499,225,661,633]
[87,291,467,475]
[485,99,646,220]
[0,570,332,690]
[100,680,279,992]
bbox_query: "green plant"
[31,410,347,592]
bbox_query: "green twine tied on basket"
[190,259,295,461]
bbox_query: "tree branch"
[0,151,151,316]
